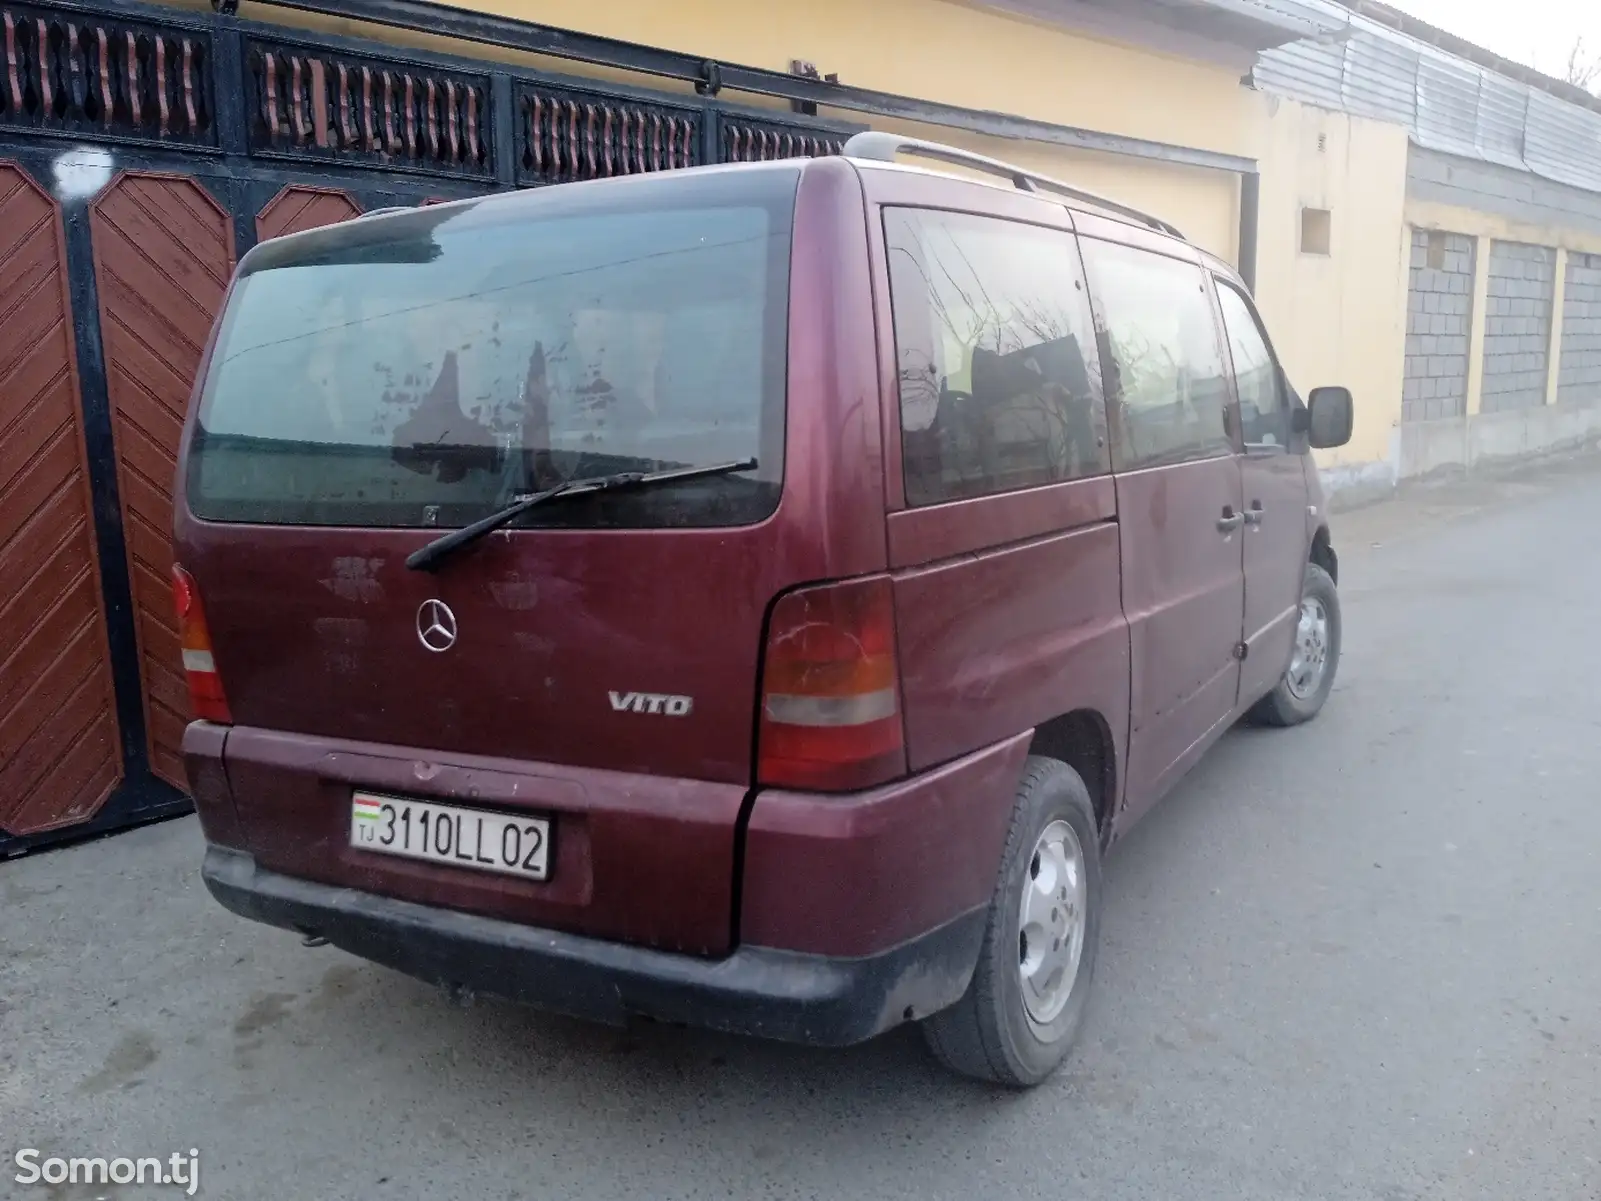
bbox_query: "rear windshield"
[188,168,797,528]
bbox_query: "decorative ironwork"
[0,3,215,144]
[718,114,846,163]
[245,37,491,176]
[517,81,699,185]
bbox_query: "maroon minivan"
[176,133,1353,1086]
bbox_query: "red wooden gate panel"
[256,185,363,240]
[90,172,236,790]
[0,162,124,836]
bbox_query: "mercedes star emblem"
[416,598,458,653]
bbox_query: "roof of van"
[838,131,1186,241]
[239,158,806,271]
[249,149,1214,281]
[839,153,1192,247]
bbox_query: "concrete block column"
[1545,248,1569,406]
[1464,234,1492,417]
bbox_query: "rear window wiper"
[405,458,758,572]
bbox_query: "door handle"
[1244,501,1264,527]
[1217,506,1245,534]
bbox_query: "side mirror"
[1305,386,1353,449]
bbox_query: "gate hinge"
[1233,641,1249,661]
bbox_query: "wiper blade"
[405,458,758,572]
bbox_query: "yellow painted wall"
[1253,96,1411,474]
[196,0,1254,259]
[239,0,1257,156]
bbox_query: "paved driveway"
[5,459,1600,1201]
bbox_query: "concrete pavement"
[4,457,1600,1200]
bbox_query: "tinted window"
[1216,281,1290,448]
[883,208,1107,507]
[189,169,797,528]
[1079,240,1232,471]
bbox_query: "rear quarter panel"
[890,484,1129,782]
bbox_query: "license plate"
[349,793,551,881]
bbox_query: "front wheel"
[921,756,1102,1087]
[1248,562,1341,727]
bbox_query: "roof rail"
[357,205,420,220]
[841,131,1185,240]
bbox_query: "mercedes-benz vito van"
[178,133,1353,1086]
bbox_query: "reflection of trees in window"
[1106,323,1229,466]
[1104,327,1183,466]
[1008,299,1104,477]
[1081,241,1230,470]
[1215,284,1286,446]
[886,210,1107,505]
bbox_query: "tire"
[921,756,1102,1087]
[1248,562,1341,727]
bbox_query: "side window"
[1078,239,1232,471]
[883,208,1108,507]
[1215,281,1291,449]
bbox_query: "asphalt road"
[5,457,1600,1201]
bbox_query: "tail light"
[757,576,906,791]
[172,564,233,724]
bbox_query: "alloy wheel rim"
[1286,596,1330,700]
[1017,818,1088,1027]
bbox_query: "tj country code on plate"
[350,793,551,881]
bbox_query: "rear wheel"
[921,756,1101,1087]
[1249,562,1340,727]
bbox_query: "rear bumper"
[202,845,985,1046]
[187,722,1032,960]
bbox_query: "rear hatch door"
[177,168,805,952]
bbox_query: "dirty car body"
[176,139,1353,1080]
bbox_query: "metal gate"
[0,0,855,855]
[0,162,123,838]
